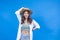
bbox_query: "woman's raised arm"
[15,7,24,23]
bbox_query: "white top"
[15,11,40,40]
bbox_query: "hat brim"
[20,8,32,15]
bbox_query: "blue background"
[0,0,60,40]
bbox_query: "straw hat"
[20,8,32,15]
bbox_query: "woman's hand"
[15,7,24,14]
[33,28,37,30]
[18,7,24,12]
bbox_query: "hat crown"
[20,8,32,14]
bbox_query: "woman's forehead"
[24,11,28,13]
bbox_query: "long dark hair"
[21,10,32,24]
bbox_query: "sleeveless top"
[21,22,30,36]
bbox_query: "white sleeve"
[15,11,21,23]
[16,25,21,40]
[33,19,40,29]
[15,11,21,40]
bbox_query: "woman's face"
[23,11,29,19]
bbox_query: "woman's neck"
[24,18,27,22]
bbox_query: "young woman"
[15,7,40,40]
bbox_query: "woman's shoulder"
[32,19,38,24]
[32,19,36,22]
[32,19,36,24]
